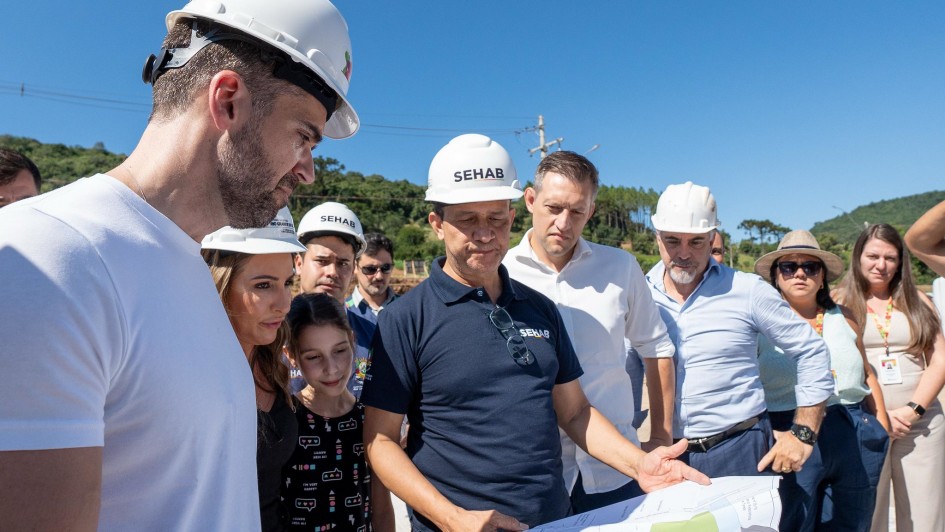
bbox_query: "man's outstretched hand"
[635,439,711,493]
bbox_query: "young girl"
[283,293,393,531]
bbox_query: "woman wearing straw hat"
[755,229,890,532]
[835,223,945,532]
[201,207,306,532]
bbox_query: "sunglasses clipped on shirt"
[777,260,823,277]
[488,306,534,366]
[360,263,393,276]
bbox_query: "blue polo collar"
[429,256,526,306]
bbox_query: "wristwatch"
[790,424,818,445]
[907,401,927,418]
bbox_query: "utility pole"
[528,115,563,159]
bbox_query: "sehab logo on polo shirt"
[519,327,550,339]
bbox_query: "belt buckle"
[690,437,709,453]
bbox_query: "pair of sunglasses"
[777,261,823,277]
[360,263,393,276]
[488,307,534,366]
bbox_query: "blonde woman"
[835,223,945,532]
[202,207,306,532]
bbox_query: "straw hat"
[754,229,845,282]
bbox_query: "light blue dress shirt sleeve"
[748,280,834,408]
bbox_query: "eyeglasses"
[360,263,393,276]
[488,306,534,366]
[777,261,823,277]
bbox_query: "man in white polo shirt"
[504,150,676,512]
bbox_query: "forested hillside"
[0,135,125,192]
[811,191,945,243]
[0,135,660,264]
[7,134,943,282]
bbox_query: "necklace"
[813,308,824,336]
[867,298,893,355]
[797,307,825,336]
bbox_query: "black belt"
[684,414,763,453]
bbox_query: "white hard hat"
[297,201,367,256]
[425,134,523,204]
[148,0,358,139]
[651,181,720,234]
[202,206,306,253]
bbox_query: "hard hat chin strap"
[142,23,338,120]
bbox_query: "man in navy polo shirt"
[361,134,709,532]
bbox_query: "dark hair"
[286,293,353,362]
[0,148,41,189]
[150,19,298,122]
[299,231,360,255]
[835,223,940,355]
[201,249,292,406]
[769,259,837,310]
[534,151,599,198]
[363,232,394,259]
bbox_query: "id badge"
[879,355,903,385]
[831,369,840,396]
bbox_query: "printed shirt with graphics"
[283,400,372,531]
[360,258,584,530]
[289,308,375,400]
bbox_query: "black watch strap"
[908,401,927,417]
[791,423,817,445]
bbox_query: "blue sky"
[3,1,944,239]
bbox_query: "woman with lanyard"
[201,207,305,532]
[835,223,945,532]
[755,230,890,531]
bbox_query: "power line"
[0,83,150,108]
[360,111,533,120]
[361,123,516,134]
[1,80,530,134]
[0,88,147,114]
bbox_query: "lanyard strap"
[867,298,893,355]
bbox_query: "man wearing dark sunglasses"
[362,135,709,532]
[347,232,399,319]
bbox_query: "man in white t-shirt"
[503,150,676,513]
[0,0,360,529]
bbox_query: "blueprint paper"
[532,476,781,532]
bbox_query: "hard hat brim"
[202,238,307,254]
[425,187,524,205]
[651,223,719,234]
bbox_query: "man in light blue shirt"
[645,182,833,479]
